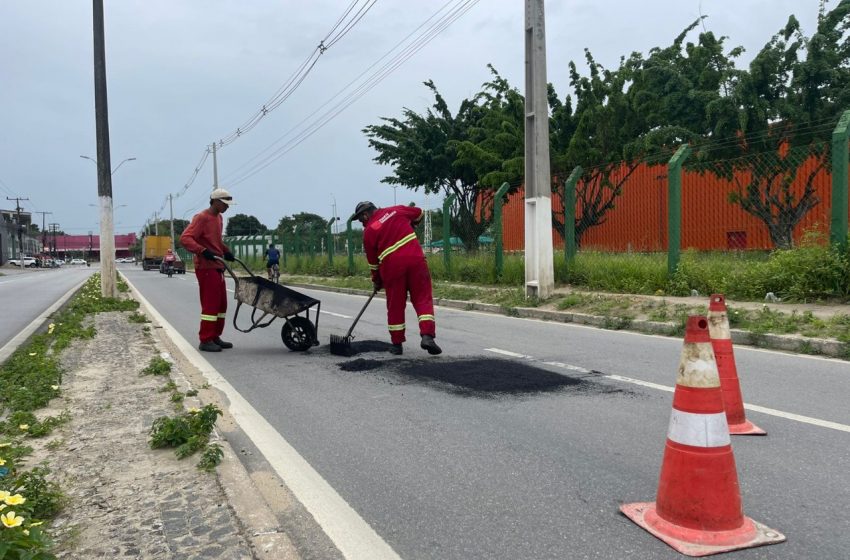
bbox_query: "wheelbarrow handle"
[215,255,256,282]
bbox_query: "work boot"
[420,335,442,355]
[213,337,233,349]
[389,344,403,355]
[198,341,222,352]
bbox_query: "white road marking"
[461,306,850,366]
[485,348,850,434]
[123,275,401,560]
[322,310,353,319]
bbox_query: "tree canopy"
[224,214,268,236]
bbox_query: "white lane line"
[485,348,850,434]
[123,275,401,560]
[322,310,353,319]
[0,276,90,364]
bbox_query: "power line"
[212,0,378,150]
[224,0,481,187]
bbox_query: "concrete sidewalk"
[39,311,302,559]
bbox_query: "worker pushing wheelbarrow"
[218,256,321,351]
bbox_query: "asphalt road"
[122,265,850,560]
[0,266,93,352]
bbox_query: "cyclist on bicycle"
[265,243,281,280]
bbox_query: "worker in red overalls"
[180,188,236,352]
[354,201,441,356]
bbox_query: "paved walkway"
[37,312,300,559]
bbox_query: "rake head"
[329,334,355,357]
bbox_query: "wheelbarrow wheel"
[281,316,316,351]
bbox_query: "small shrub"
[141,357,172,376]
[197,444,224,472]
[149,405,222,468]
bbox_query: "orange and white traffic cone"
[708,294,766,436]
[620,316,784,556]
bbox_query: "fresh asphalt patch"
[337,355,639,399]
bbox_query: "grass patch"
[141,357,172,376]
[127,312,149,323]
[149,404,223,470]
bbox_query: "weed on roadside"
[149,404,223,469]
[197,443,224,472]
[127,312,149,324]
[158,381,177,393]
[141,357,172,376]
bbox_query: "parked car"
[9,255,37,267]
[69,258,87,265]
[54,259,65,266]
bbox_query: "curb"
[285,282,850,360]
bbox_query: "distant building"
[50,233,138,260]
[0,208,38,264]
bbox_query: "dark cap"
[351,201,376,220]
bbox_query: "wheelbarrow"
[218,257,321,351]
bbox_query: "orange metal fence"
[500,154,848,252]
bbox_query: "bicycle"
[268,263,280,284]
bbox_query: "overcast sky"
[1,0,824,236]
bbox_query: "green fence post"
[564,166,582,265]
[443,194,456,272]
[830,110,850,249]
[493,182,511,278]
[327,218,337,267]
[346,218,355,275]
[667,145,691,278]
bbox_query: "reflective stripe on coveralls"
[388,323,406,331]
[200,314,218,321]
[378,233,417,262]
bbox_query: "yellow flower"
[1,512,23,528]
[18,425,28,431]
[28,353,36,357]
[51,385,59,391]
[188,407,200,414]
[22,529,29,536]
[0,443,10,448]
[0,492,10,502]
[4,495,25,506]
[0,459,5,466]
[0,505,7,512]
[29,521,43,527]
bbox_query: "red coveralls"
[363,206,435,345]
[180,210,231,344]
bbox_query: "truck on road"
[141,235,185,273]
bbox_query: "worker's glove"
[373,278,383,292]
[223,251,235,262]
[201,249,217,261]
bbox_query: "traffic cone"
[708,294,766,435]
[620,316,784,556]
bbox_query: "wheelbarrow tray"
[235,276,319,318]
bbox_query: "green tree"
[693,2,850,248]
[276,212,327,253]
[224,214,268,236]
[364,73,523,251]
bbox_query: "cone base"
[729,420,767,436]
[620,502,785,557]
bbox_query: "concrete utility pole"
[92,0,117,297]
[169,194,175,251]
[6,196,29,262]
[49,223,60,258]
[34,211,52,253]
[523,0,555,299]
[212,143,219,189]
